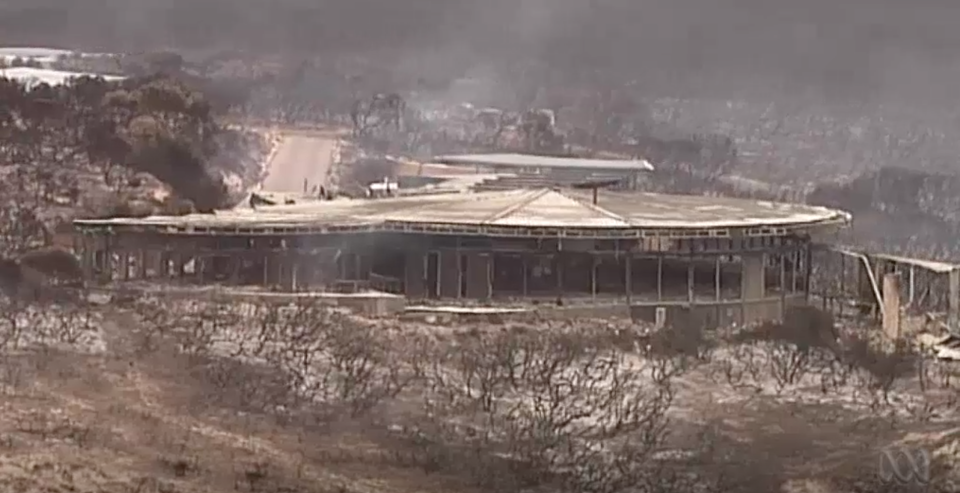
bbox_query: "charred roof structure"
[74,186,850,327]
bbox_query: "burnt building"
[73,186,849,326]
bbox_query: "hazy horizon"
[1,1,960,106]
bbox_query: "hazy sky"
[3,0,960,104]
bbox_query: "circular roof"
[75,188,851,238]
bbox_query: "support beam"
[714,257,721,301]
[656,256,663,301]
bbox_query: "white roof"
[0,67,124,87]
[435,153,655,172]
[75,188,850,234]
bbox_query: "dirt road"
[260,129,342,193]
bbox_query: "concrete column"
[687,260,695,304]
[438,250,460,298]
[122,252,131,281]
[465,253,492,300]
[882,273,901,341]
[404,253,426,298]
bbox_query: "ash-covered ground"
[1,297,957,492]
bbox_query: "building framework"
[73,187,850,326]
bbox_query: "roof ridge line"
[556,188,630,225]
[481,188,550,225]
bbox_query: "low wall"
[90,285,406,317]
[629,295,807,328]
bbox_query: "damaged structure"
[72,186,850,326]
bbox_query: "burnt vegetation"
[0,74,241,216]
[0,72,271,294]
[0,295,957,492]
